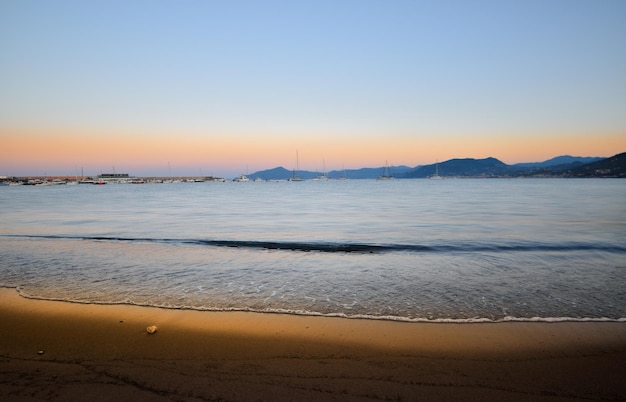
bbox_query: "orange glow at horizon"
[2,126,625,175]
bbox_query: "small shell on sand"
[146,325,158,334]
[37,350,44,355]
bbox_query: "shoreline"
[10,285,626,324]
[1,287,625,401]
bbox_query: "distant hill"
[569,152,626,177]
[329,165,412,179]
[511,152,625,178]
[403,154,625,178]
[249,153,625,180]
[252,165,413,180]
[403,157,509,178]
[249,167,293,180]
[514,155,604,168]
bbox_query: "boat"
[233,165,252,182]
[288,151,305,181]
[312,160,330,180]
[79,179,106,185]
[312,174,329,181]
[233,174,250,182]
[337,165,349,180]
[376,161,394,180]
[428,161,444,180]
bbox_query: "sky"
[1,0,625,177]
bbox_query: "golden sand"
[1,288,624,401]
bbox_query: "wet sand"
[0,287,624,401]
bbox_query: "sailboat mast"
[289,150,304,181]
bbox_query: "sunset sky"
[1,0,625,177]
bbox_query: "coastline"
[1,288,625,401]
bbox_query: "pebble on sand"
[146,325,158,334]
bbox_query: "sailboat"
[429,161,444,179]
[376,161,394,180]
[313,160,330,180]
[337,164,349,180]
[288,151,305,181]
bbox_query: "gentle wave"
[4,234,626,254]
[7,286,624,324]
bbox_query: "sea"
[1,178,625,323]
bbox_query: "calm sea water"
[1,179,625,322]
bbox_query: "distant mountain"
[249,167,293,180]
[329,165,413,179]
[403,157,509,178]
[250,153,625,180]
[569,152,626,177]
[514,155,604,168]
[252,165,413,180]
[250,166,325,180]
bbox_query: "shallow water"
[1,179,625,322]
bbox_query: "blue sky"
[1,0,625,176]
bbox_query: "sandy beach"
[0,288,624,401]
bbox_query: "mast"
[290,150,304,181]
